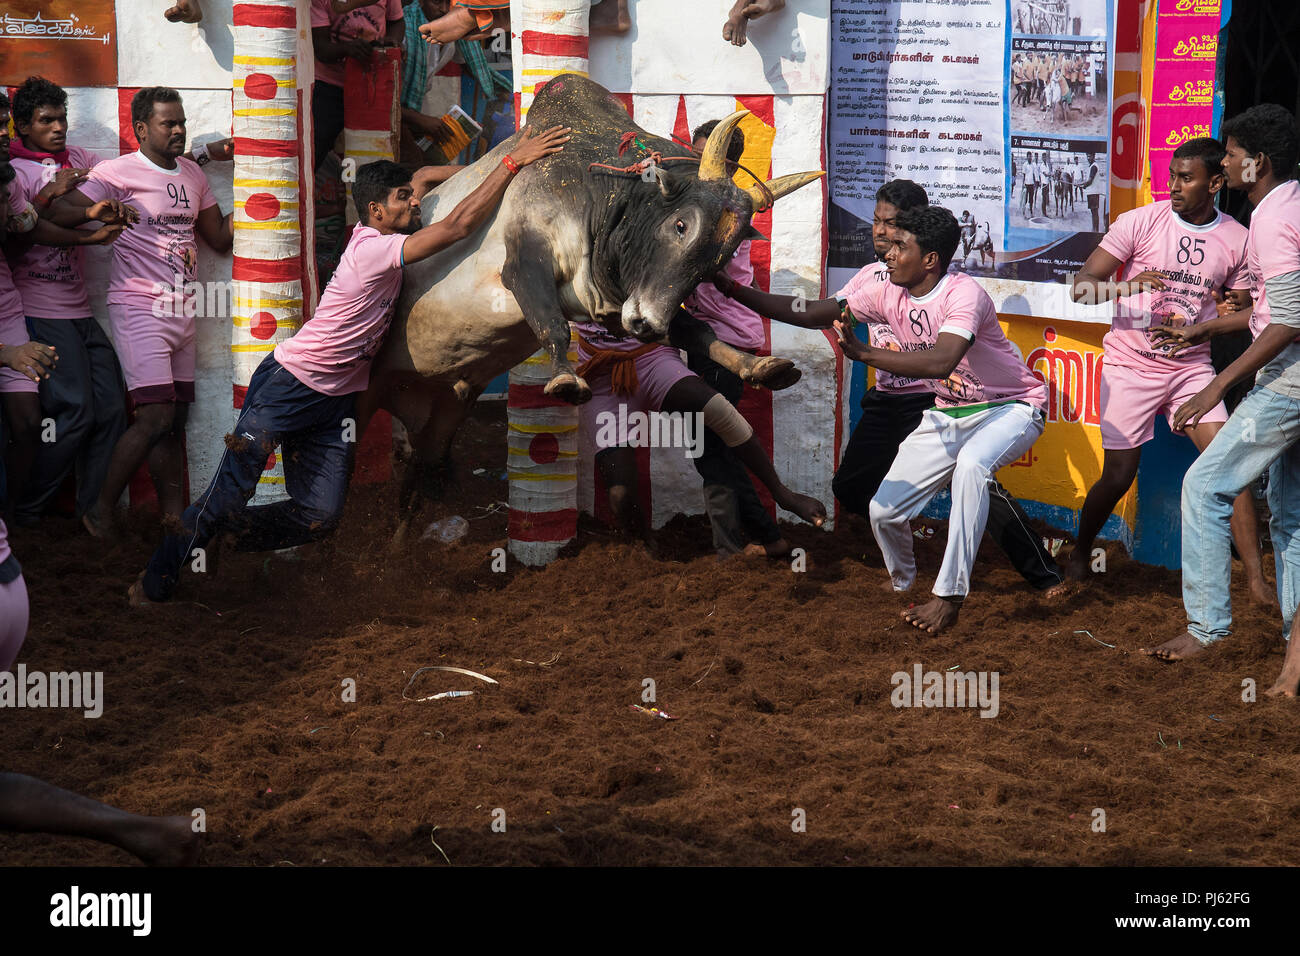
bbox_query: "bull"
[361,73,824,539]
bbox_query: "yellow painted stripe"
[233,297,302,309]
[234,77,297,89]
[231,343,277,353]
[257,475,287,485]
[233,220,299,231]
[234,55,295,66]
[234,199,299,210]
[519,353,579,365]
[508,446,579,458]
[232,317,297,329]
[234,108,297,117]
[234,178,298,188]
[507,471,578,482]
[507,423,579,434]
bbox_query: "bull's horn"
[745,171,827,212]
[697,109,750,181]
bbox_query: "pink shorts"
[108,302,196,404]
[1099,360,1228,450]
[577,341,694,449]
[0,574,29,671]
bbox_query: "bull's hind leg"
[392,383,481,550]
[668,308,802,391]
[502,228,591,405]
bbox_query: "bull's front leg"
[502,228,592,405]
[667,308,802,391]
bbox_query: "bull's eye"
[674,219,686,236]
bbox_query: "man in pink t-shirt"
[6,76,129,527]
[1066,137,1268,599]
[53,88,232,537]
[1143,105,1300,669]
[135,126,571,604]
[832,206,1048,634]
[311,0,405,171]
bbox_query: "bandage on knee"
[703,393,753,447]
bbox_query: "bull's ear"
[743,223,768,242]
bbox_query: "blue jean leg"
[1268,439,1300,639]
[1182,386,1300,645]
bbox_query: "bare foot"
[544,372,592,405]
[127,574,158,608]
[779,491,826,528]
[1063,546,1091,582]
[1139,631,1206,661]
[902,595,961,634]
[1041,579,1081,601]
[1249,576,1278,607]
[419,5,477,44]
[163,0,203,23]
[121,814,203,866]
[82,505,118,542]
[1266,634,1300,697]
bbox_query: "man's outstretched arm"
[402,125,569,265]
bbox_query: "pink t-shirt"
[311,0,404,88]
[9,146,103,319]
[1246,179,1300,339]
[835,261,930,396]
[843,270,1047,411]
[1098,202,1249,367]
[77,151,217,312]
[682,241,765,351]
[275,225,406,395]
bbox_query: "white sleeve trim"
[937,324,975,341]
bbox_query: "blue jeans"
[1182,385,1300,645]
[143,356,358,601]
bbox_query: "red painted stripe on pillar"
[508,383,567,409]
[509,508,579,542]
[233,255,302,282]
[232,3,297,28]
[234,136,299,157]
[520,30,589,58]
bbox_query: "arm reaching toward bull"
[711,274,839,329]
[402,125,569,266]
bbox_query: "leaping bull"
[361,73,825,538]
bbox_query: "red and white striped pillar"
[231,0,309,498]
[506,0,589,565]
[343,47,402,225]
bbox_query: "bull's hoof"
[743,356,802,391]
[544,372,592,405]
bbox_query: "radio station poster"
[828,0,1116,310]
[1148,0,1219,203]
[0,0,117,88]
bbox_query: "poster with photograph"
[828,0,1116,313]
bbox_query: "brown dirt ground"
[2,402,1296,867]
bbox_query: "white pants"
[868,403,1045,597]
